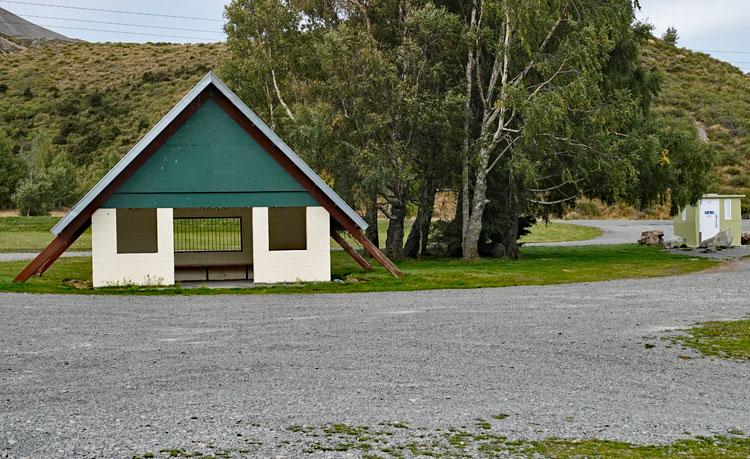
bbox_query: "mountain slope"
[0,7,71,41]
[642,38,750,212]
[0,33,25,53]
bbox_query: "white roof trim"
[52,72,367,235]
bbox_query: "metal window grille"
[173,217,242,253]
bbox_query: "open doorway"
[173,208,253,282]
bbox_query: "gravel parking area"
[1,262,749,457]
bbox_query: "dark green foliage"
[12,177,54,216]
[662,27,679,45]
[9,133,76,215]
[0,132,26,208]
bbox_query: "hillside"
[0,7,71,41]
[642,38,750,213]
[0,41,226,203]
[0,33,25,54]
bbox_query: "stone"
[742,232,750,246]
[638,230,664,246]
[664,237,686,249]
[699,229,732,249]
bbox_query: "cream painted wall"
[91,208,175,287]
[252,206,331,283]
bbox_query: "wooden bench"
[175,264,252,281]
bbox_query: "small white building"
[16,73,400,286]
[673,194,745,247]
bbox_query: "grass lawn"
[0,244,716,295]
[520,221,602,243]
[0,216,91,252]
[673,319,750,361]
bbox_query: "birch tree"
[459,0,658,259]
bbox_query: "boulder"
[638,230,664,246]
[742,232,750,246]
[699,229,732,249]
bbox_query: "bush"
[12,177,55,216]
[428,219,462,257]
[573,199,602,217]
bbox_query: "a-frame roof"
[51,72,367,236]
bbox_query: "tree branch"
[510,0,570,87]
[376,203,396,220]
[271,69,295,121]
[486,137,515,173]
[528,179,582,193]
[526,59,568,101]
[529,192,584,205]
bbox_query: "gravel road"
[0,251,90,262]
[529,219,750,247]
[1,261,749,457]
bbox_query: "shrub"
[574,199,602,217]
[662,27,679,46]
[12,177,55,216]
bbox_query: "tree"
[223,0,466,260]
[12,176,54,216]
[222,0,712,262]
[11,132,76,215]
[0,132,26,209]
[223,0,306,130]
[456,1,708,259]
[663,27,679,45]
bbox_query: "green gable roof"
[51,72,368,236]
[103,99,317,208]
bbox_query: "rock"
[664,237,686,249]
[699,229,732,249]
[638,230,664,246]
[742,232,750,246]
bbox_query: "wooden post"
[331,229,372,272]
[347,228,403,278]
[14,236,74,282]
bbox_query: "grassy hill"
[0,41,226,200]
[642,38,750,213]
[0,38,748,216]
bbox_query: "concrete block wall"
[252,206,330,283]
[91,208,175,287]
